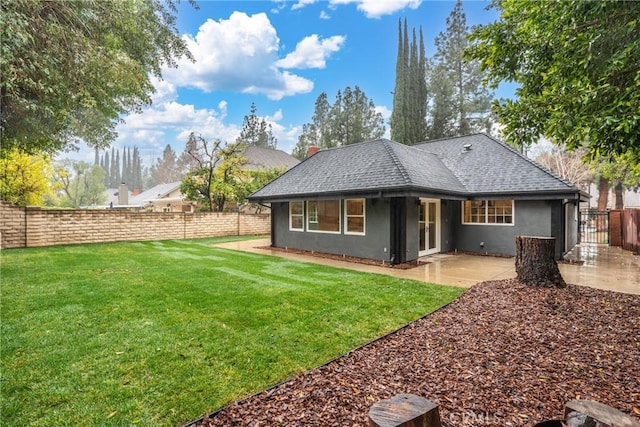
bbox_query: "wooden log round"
[515,236,566,288]
[563,400,640,427]
[368,394,442,427]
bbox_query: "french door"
[419,199,440,256]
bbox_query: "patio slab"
[214,238,640,295]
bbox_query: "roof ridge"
[414,132,487,146]
[381,140,413,185]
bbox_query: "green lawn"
[1,237,464,426]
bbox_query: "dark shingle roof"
[414,134,580,194]
[249,134,581,201]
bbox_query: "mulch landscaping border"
[190,279,640,427]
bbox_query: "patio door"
[419,199,440,256]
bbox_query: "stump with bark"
[515,236,566,288]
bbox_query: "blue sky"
[71,0,517,165]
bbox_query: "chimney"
[133,188,140,196]
[306,145,320,158]
[118,183,129,206]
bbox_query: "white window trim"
[289,201,304,232]
[461,200,515,226]
[344,198,366,235]
[306,200,341,234]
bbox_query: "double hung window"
[289,201,304,231]
[463,200,513,225]
[345,199,365,234]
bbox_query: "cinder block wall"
[0,201,270,249]
[0,202,26,248]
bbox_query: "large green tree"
[428,0,492,139]
[151,145,182,185]
[238,103,277,149]
[1,0,192,156]
[293,86,385,158]
[292,93,332,159]
[52,160,107,208]
[468,0,640,164]
[180,133,246,212]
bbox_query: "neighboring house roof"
[103,188,130,206]
[244,146,300,171]
[249,133,585,202]
[130,181,182,205]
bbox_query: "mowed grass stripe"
[1,237,464,426]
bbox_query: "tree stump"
[368,394,441,427]
[515,236,566,288]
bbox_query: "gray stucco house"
[248,133,588,264]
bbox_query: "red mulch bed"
[193,280,640,426]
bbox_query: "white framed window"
[463,200,514,225]
[307,200,340,233]
[308,202,318,224]
[345,199,365,235]
[289,201,304,231]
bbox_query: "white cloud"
[217,100,228,119]
[113,98,242,161]
[149,77,178,104]
[375,105,392,139]
[375,105,392,121]
[329,0,421,18]
[276,35,346,69]
[163,12,316,100]
[292,0,316,11]
[319,10,330,19]
[268,109,284,122]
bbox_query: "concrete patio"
[215,238,640,295]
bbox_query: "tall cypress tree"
[110,147,117,187]
[391,19,428,145]
[417,27,428,141]
[126,147,132,185]
[114,149,121,185]
[390,19,406,143]
[133,147,142,190]
[103,150,110,187]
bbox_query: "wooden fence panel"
[622,208,640,254]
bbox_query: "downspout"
[562,199,577,253]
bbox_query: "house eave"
[249,187,585,203]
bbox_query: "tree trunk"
[614,181,624,209]
[597,176,609,211]
[515,236,566,288]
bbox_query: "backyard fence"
[579,209,609,244]
[610,208,640,254]
[0,201,270,249]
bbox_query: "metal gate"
[580,210,609,244]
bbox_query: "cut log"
[515,236,566,288]
[368,394,441,427]
[563,400,640,427]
